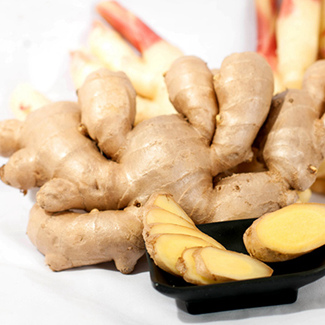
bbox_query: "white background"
[0,0,324,324]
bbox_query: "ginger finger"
[0,148,38,190]
[243,203,325,262]
[302,59,325,189]
[69,49,163,125]
[259,89,325,191]
[0,119,23,157]
[276,0,322,89]
[164,56,218,143]
[210,52,274,174]
[27,204,144,273]
[78,69,136,159]
[302,59,325,117]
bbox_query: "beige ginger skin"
[1,52,325,273]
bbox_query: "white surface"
[0,0,324,324]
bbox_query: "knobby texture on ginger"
[1,52,325,273]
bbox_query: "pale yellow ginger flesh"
[146,192,193,224]
[175,247,213,285]
[144,208,196,229]
[184,246,273,284]
[243,203,325,262]
[144,223,225,249]
[145,233,220,276]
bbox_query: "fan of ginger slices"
[143,193,273,285]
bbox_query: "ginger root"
[243,203,325,262]
[1,51,325,273]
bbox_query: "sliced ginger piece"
[187,246,273,284]
[145,233,220,276]
[144,223,225,250]
[144,207,196,229]
[243,203,325,262]
[175,247,214,285]
[145,193,195,225]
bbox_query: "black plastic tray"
[146,218,325,314]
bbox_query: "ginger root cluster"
[1,52,325,273]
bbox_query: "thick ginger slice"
[144,208,196,229]
[177,246,273,285]
[145,192,194,223]
[145,233,220,276]
[144,223,225,249]
[243,203,325,262]
[175,247,213,285]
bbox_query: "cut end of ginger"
[144,223,225,250]
[191,246,273,284]
[146,233,217,276]
[146,192,195,225]
[176,247,214,285]
[144,207,196,229]
[244,203,325,262]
